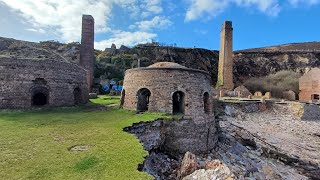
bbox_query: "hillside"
[237,42,320,52]
[1,37,320,87]
[234,42,320,83]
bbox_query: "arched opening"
[120,89,125,108]
[32,87,49,107]
[311,94,320,102]
[172,91,185,114]
[74,87,82,105]
[203,92,210,114]
[137,88,151,112]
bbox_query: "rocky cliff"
[1,37,320,86]
[234,43,320,84]
[99,42,320,86]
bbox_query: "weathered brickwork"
[217,21,234,90]
[80,15,95,92]
[0,57,88,108]
[122,62,214,122]
[299,68,320,102]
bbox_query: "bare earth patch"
[68,145,90,152]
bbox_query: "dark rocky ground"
[125,102,320,180]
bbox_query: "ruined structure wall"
[217,21,234,90]
[123,68,213,121]
[299,69,320,102]
[80,15,94,92]
[0,57,88,108]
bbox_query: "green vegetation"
[89,95,121,105]
[244,70,301,98]
[0,96,166,179]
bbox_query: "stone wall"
[0,57,88,108]
[123,67,213,122]
[217,21,234,90]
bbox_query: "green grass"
[0,96,166,180]
[89,95,121,105]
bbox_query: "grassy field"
[0,96,165,180]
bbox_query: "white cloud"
[26,28,46,34]
[288,0,320,6]
[234,0,280,16]
[185,0,281,21]
[130,16,173,31]
[185,0,229,21]
[0,0,166,50]
[140,0,163,18]
[0,0,113,42]
[95,31,157,50]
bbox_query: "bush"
[244,70,301,98]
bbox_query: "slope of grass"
[0,97,165,180]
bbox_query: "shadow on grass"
[74,155,99,172]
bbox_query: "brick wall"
[0,57,88,108]
[122,67,214,122]
[299,68,320,102]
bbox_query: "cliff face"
[234,50,320,85]
[98,45,219,82]
[101,43,320,86]
[129,46,219,83]
[1,36,320,86]
[0,37,80,63]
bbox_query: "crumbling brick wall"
[0,57,88,108]
[299,68,320,102]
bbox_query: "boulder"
[234,85,252,98]
[89,93,98,99]
[183,160,234,180]
[179,152,199,178]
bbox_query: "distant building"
[299,68,320,102]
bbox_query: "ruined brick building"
[122,62,217,155]
[0,15,94,108]
[299,68,320,102]
[122,62,213,121]
[0,58,88,108]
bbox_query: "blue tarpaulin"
[112,86,122,92]
[102,86,109,91]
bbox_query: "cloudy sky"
[0,0,319,50]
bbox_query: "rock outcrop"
[183,164,234,180]
[1,37,320,86]
[178,152,199,178]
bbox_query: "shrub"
[244,70,301,98]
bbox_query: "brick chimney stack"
[217,21,234,90]
[80,15,94,92]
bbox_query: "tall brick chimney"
[217,21,234,90]
[80,15,94,92]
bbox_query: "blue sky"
[0,0,320,50]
